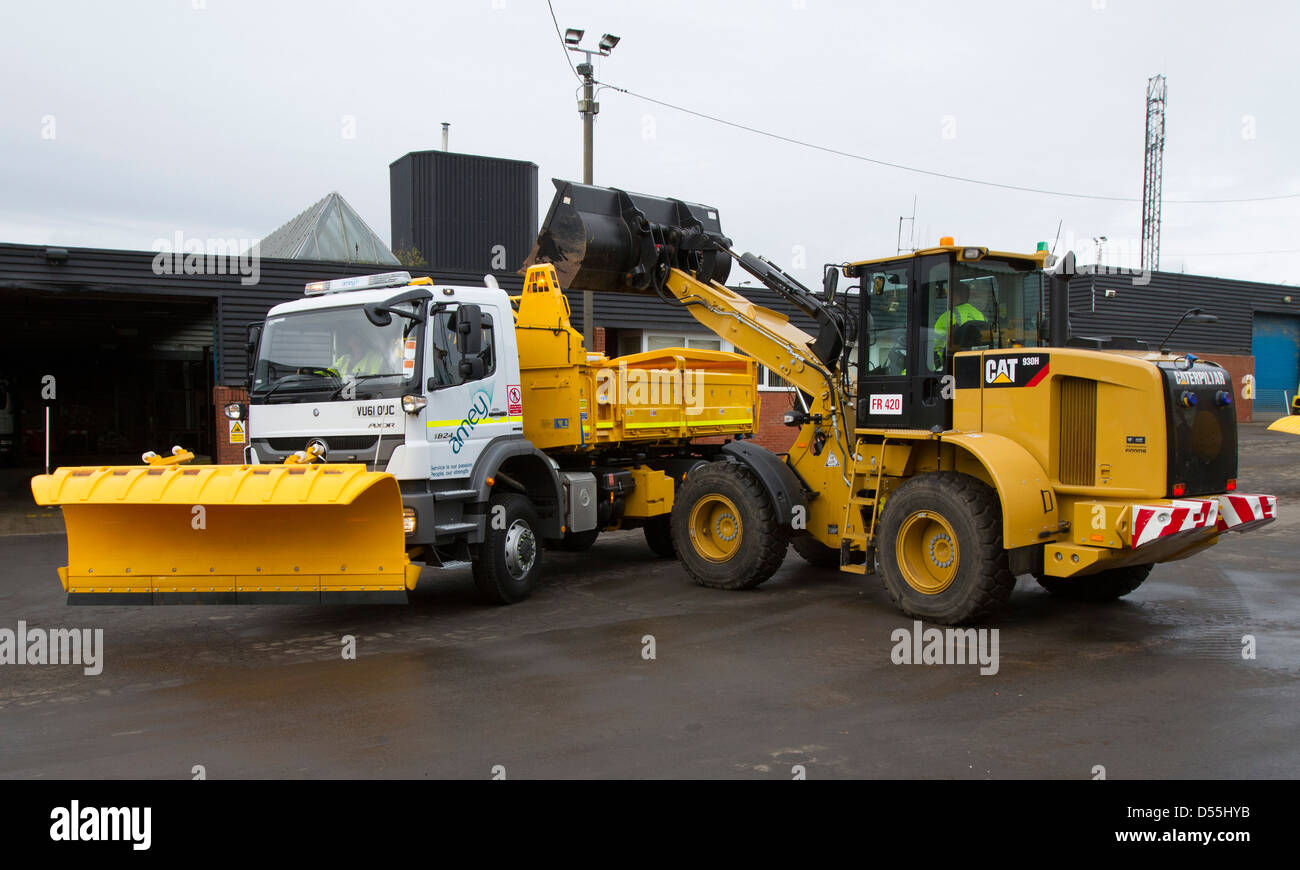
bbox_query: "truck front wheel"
[671,461,788,590]
[877,472,1015,624]
[472,492,542,604]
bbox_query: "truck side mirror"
[453,304,483,357]
[459,357,486,381]
[245,324,262,386]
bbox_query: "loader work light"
[305,272,412,295]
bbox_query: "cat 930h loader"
[33,180,1276,623]
[522,180,1275,623]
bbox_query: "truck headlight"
[401,395,428,414]
[402,507,417,534]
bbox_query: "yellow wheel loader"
[32,264,762,605]
[523,180,1276,624]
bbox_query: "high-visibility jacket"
[934,302,986,353]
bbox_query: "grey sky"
[2,0,1296,285]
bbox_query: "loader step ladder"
[840,437,887,575]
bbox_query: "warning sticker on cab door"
[869,394,903,415]
[507,384,523,415]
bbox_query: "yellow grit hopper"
[30,462,419,604]
[512,264,758,450]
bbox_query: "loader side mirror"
[452,304,483,357]
[822,265,839,302]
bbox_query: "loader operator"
[933,282,986,360]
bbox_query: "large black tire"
[791,535,840,569]
[556,528,599,551]
[877,472,1015,624]
[472,492,542,604]
[643,515,676,558]
[1034,564,1153,601]
[670,460,788,590]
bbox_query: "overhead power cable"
[599,82,1299,205]
[546,0,580,80]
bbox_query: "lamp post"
[564,28,620,349]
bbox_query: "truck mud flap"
[31,464,419,605]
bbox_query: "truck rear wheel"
[877,472,1014,625]
[792,535,841,569]
[472,492,542,605]
[1034,564,1152,601]
[643,515,676,558]
[671,461,787,590]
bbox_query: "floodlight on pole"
[564,27,622,348]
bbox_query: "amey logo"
[450,387,493,455]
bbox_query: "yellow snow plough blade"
[1267,414,1300,435]
[31,464,420,605]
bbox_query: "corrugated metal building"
[390,150,538,275]
[1067,266,1299,412]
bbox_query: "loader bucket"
[1267,414,1300,434]
[524,179,733,293]
[30,464,420,604]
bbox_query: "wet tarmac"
[1,424,1296,779]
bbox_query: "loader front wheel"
[877,472,1014,624]
[1033,564,1152,601]
[643,515,676,558]
[671,461,787,590]
[472,493,541,605]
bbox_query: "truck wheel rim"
[504,520,537,579]
[688,494,742,563]
[896,511,959,594]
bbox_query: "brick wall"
[213,386,248,465]
[752,390,798,453]
[1194,353,1253,423]
[592,327,606,354]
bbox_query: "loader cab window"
[863,267,910,376]
[949,257,1044,353]
[428,307,495,388]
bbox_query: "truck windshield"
[949,257,1044,351]
[251,302,423,402]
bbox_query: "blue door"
[1251,313,1300,412]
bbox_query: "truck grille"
[1058,377,1096,486]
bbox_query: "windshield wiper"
[329,373,405,399]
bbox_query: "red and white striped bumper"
[1131,499,1220,547]
[1215,493,1278,534]
[1130,493,1276,548]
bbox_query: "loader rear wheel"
[472,493,541,605]
[877,472,1014,625]
[792,535,841,569]
[643,515,676,558]
[671,461,787,590]
[1033,564,1153,601]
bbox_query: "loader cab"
[845,245,1048,431]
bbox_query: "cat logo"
[981,353,1050,389]
[986,358,1018,385]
